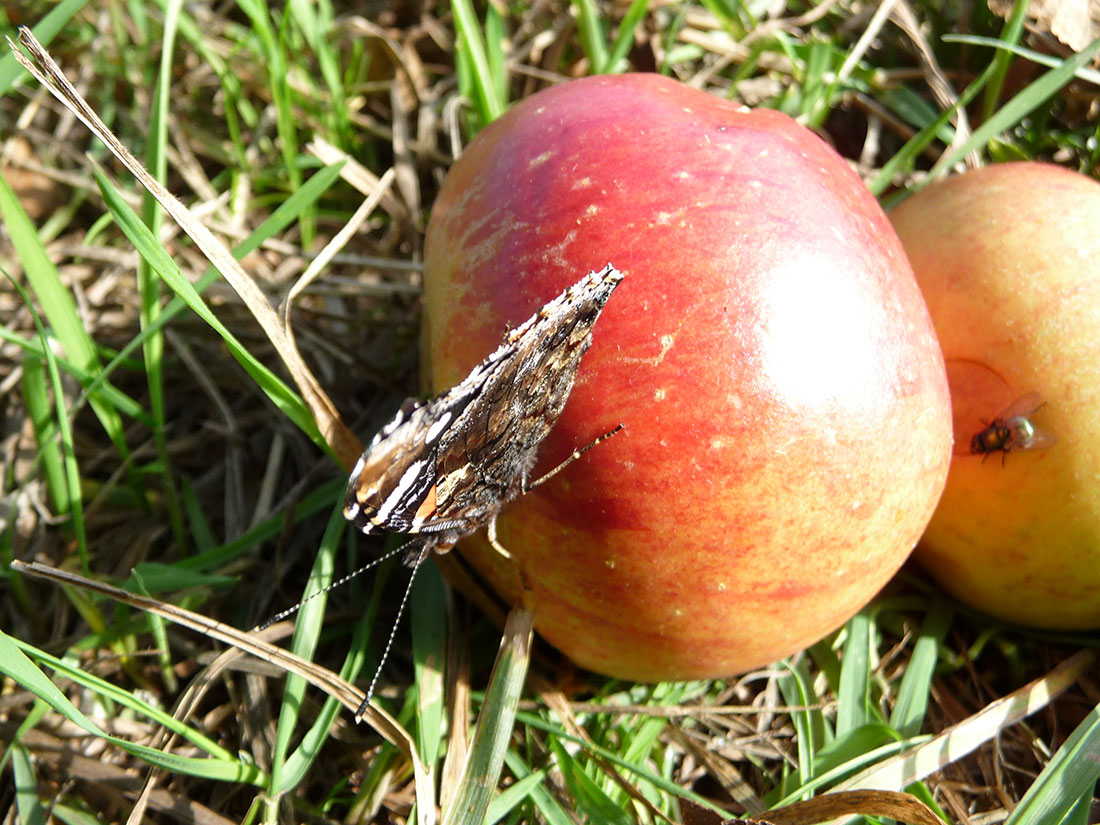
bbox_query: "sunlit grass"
[2,1,1098,823]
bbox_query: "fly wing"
[1011,425,1057,451]
[999,391,1056,452]
[996,391,1043,420]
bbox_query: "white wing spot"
[350,454,366,479]
[375,459,426,522]
[425,411,453,444]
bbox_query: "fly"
[970,392,1056,463]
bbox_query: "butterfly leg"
[486,515,536,592]
[486,515,514,561]
[527,423,625,491]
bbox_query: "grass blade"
[0,630,264,782]
[139,0,187,552]
[837,650,1095,792]
[836,611,874,736]
[514,708,734,817]
[572,0,609,74]
[442,607,533,825]
[945,35,1100,86]
[1004,699,1100,825]
[550,737,632,825]
[503,749,573,825]
[870,62,993,199]
[484,3,507,111]
[286,0,352,145]
[890,599,952,738]
[413,561,448,768]
[270,504,345,795]
[0,325,149,422]
[0,172,132,469]
[452,0,505,126]
[127,568,178,693]
[981,0,1031,119]
[281,575,375,790]
[91,165,324,448]
[778,656,825,791]
[931,36,1100,175]
[5,273,88,570]
[234,0,306,235]
[73,160,345,426]
[19,350,67,514]
[485,770,547,824]
[0,0,87,95]
[11,742,47,825]
[605,0,649,73]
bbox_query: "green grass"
[2,1,1099,824]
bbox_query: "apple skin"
[891,162,1100,630]
[422,74,952,680]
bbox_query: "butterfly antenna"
[528,422,625,491]
[257,538,419,630]
[356,540,432,720]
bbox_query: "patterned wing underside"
[343,264,625,550]
[342,371,491,535]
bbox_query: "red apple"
[422,74,952,680]
[891,162,1100,629]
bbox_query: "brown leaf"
[2,136,62,221]
[737,790,947,825]
[988,0,1100,52]
[682,798,727,825]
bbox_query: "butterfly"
[344,263,625,554]
[342,263,625,714]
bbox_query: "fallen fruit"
[423,73,953,679]
[891,161,1100,629]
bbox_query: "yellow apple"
[891,162,1100,629]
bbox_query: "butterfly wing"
[343,368,491,537]
[426,265,625,531]
[343,264,625,548]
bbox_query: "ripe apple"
[422,74,952,680]
[890,162,1100,629]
